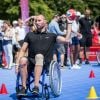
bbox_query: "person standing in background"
[15,19,27,58]
[79,9,93,64]
[70,11,82,69]
[2,20,14,69]
[48,14,66,67]
[59,14,68,67]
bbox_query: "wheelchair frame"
[16,60,62,100]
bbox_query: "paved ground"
[0,62,100,100]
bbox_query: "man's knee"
[19,57,28,68]
[35,54,44,66]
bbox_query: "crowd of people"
[0,8,100,95]
[0,9,100,70]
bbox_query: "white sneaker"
[71,64,77,69]
[71,64,81,69]
[75,59,80,65]
[75,64,81,69]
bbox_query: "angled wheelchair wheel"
[96,51,100,64]
[49,61,62,96]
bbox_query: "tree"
[0,0,99,21]
[0,0,20,20]
[83,0,100,18]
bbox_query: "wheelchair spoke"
[49,61,62,96]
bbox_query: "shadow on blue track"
[10,93,17,100]
[9,92,59,100]
[92,64,100,67]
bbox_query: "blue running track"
[0,62,100,100]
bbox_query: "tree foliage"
[0,0,99,21]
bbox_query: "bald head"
[85,9,91,18]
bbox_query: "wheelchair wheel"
[49,61,62,96]
[96,51,100,64]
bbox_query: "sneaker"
[61,66,64,68]
[32,86,39,96]
[85,59,90,64]
[71,64,76,69]
[71,64,81,69]
[75,64,81,69]
[17,87,27,96]
[0,64,4,68]
[79,58,82,65]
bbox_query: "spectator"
[79,9,93,64]
[25,16,37,32]
[0,21,3,67]
[70,11,82,69]
[92,16,100,45]
[15,19,27,58]
[59,14,68,67]
[48,14,66,67]
[0,32,3,67]
[15,19,27,47]
[12,20,19,63]
[2,20,14,69]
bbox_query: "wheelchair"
[16,60,62,100]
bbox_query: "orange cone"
[89,70,95,78]
[0,83,8,94]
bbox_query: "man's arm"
[65,23,72,42]
[15,42,28,73]
[56,23,72,44]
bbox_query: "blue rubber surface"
[0,62,100,100]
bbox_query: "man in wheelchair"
[15,15,68,96]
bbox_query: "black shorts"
[18,40,24,47]
[27,57,50,72]
[72,37,79,45]
[27,58,35,72]
[79,35,92,47]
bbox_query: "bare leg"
[53,53,57,61]
[79,47,84,60]
[19,57,28,89]
[60,54,65,66]
[85,47,90,60]
[74,44,80,63]
[70,45,74,66]
[34,65,43,87]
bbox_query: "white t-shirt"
[71,20,79,38]
[3,28,14,41]
[15,26,26,41]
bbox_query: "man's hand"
[77,33,82,40]
[63,30,67,35]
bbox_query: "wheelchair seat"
[16,60,62,100]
